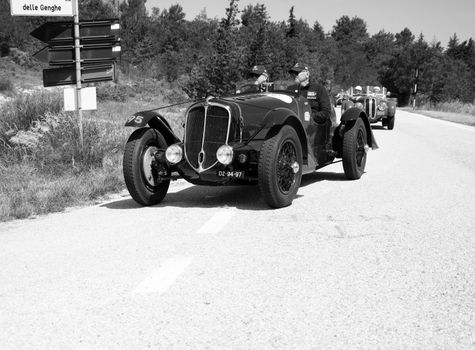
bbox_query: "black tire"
[342,118,367,180]
[258,125,303,208]
[387,116,395,130]
[123,128,170,206]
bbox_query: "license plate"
[217,170,244,178]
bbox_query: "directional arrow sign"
[43,63,116,87]
[30,19,120,43]
[33,42,121,65]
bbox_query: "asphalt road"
[1,109,474,349]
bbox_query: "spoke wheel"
[342,118,367,180]
[258,126,302,208]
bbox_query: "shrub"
[0,90,63,148]
[96,82,129,102]
[0,75,14,93]
[418,100,475,116]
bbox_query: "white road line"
[132,256,192,295]
[196,209,236,234]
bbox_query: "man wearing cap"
[287,63,333,125]
[250,65,269,87]
[354,85,363,95]
[236,65,270,94]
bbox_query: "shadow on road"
[101,184,268,211]
[102,171,350,211]
[300,171,347,187]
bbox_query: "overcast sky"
[145,0,475,47]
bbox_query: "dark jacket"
[287,82,332,123]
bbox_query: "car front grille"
[364,98,376,120]
[184,103,231,172]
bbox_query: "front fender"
[125,111,180,146]
[340,107,378,149]
[248,108,309,163]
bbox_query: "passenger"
[354,85,363,95]
[287,63,333,125]
[373,86,381,94]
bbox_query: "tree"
[79,0,116,19]
[120,0,150,67]
[331,15,374,87]
[239,4,270,72]
[185,0,241,97]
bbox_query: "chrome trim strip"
[184,101,232,173]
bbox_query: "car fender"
[250,108,309,161]
[340,107,378,149]
[341,99,354,113]
[386,100,397,117]
[125,110,180,145]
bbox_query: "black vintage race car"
[341,86,397,130]
[123,89,378,208]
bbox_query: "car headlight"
[216,145,233,165]
[378,102,387,111]
[355,102,364,109]
[165,144,183,164]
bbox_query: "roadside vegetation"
[0,68,188,222]
[408,100,475,127]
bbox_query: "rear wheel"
[342,118,367,180]
[258,126,302,208]
[123,128,170,206]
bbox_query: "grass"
[405,100,475,127]
[0,71,188,222]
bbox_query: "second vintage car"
[123,88,378,208]
[341,86,397,130]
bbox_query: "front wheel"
[258,125,303,208]
[387,116,395,130]
[342,118,368,180]
[123,128,170,206]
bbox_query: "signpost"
[43,63,116,87]
[12,0,121,150]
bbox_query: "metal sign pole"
[73,0,83,151]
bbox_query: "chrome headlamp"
[216,145,233,165]
[165,144,183,164]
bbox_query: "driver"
[354,85,363,95]
[249,65,270,92]
[236,65,270,94]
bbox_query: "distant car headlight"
[355,102,364,109]
[165,144,183,164]
[378,102,387,111]
[216,145,233,165]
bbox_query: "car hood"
[216,93,300,140]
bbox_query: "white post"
[73,0,83,151]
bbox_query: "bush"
[0,75,14,93]
[0,90,63,147]
[96,82,129,102]
[418,100,475,116]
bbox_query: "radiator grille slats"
[185,104,230,171]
